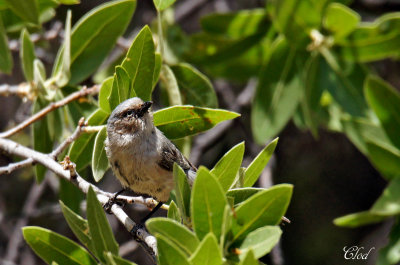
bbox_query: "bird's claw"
[103,189,126,214]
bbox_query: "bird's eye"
[123,109,135,118]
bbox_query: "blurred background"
[0,0,399,264]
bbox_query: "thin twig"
[0,137,158,260]
[0,84,31,98]
[0,158,34,175]
[0,85,99,138]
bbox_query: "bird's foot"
[103,189,126,214]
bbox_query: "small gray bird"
[105,97,197,210]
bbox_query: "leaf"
[121,25,155,101]
[244,138,278,187]
[33,98,52,182]
[338,13,400,62]
[109,66,130,110]
[371,178,400,216]
[99,77,114,113]
[19,29,35,81]
[59,178,82,215]
[69,108,109,171]
[53,0,136,84]
[104,252,138,265]
[239,250,258,265]
[170,63,217,108]
[226,188,264,206]
[238,226,282,259]
[157,234,191,265]
[54,10,71,87]
[191,167,228,241]
[173,164,191,221]
[146,218,199,256]
[153,105,240,139]
[232,184,293,242]
[160,64,182,105]
[323,3,360,38]
[189,233,223,265]
[92,126,109,182]
[334,211,388,228]
[210,142,244,192]
[4,0,38,24]
[86,186,119,261]
[200,9,268,39]
[365,75,400,149]
[251,37,306,144]
[153,0,176,11]
[0,16,12,74]
[167,201,181,222]
[153,52,162,89]
[22,227,97,265]
[366,140,400,180]
[60,200,95,253]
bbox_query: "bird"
[104,97,197,220]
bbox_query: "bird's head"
[107,97,153,137]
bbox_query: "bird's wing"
[157,132,197,174]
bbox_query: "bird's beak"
[141,101,153,113]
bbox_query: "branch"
[0,137,158,260]
[0,85,99,138]
[0,158,34,175]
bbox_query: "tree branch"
[0,85,99,138]
[0,136,158,260]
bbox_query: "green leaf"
[104,252,137,265]
[232,184,292,242]
[189,233,223,265]
[33,98,52,182]
[59,178,82,215]
[239,250,258,265]
[87,187,119,262]
[365,75,400,149]
[99,77,114,113]
[4,0,38,24]
[152,52,162,89]
[238,226,282,259]
[338,13,400,62]
[160,64,182,105]
[60,200,95,253]
[154,105,240,139]
[92,126,109,182]
[53,0,136,84]
[121,25,155,101]
[366,141,400,180]
[191,167,228,241]
[69,108,109,171]
[146,218,199,256]
[173,164,191,221]
[244,138,278,187]
[104,252,138,265]
[22,227,97,265]
[109,66,130,110]
[0,16,12,74]
[153,0,176,11]
[54,10,71,87]
[334,211,388,228]
[200,9,267,39]
[157,234,191,265]
[323,3,360,38]
[267,0,325,43]
[170,63,217,108]
[19,29,35,81]
[251,37,306,144]
[210,142,244,192]
[167,201,181,222]
[371,178,400,216]
[226,188,264,206]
